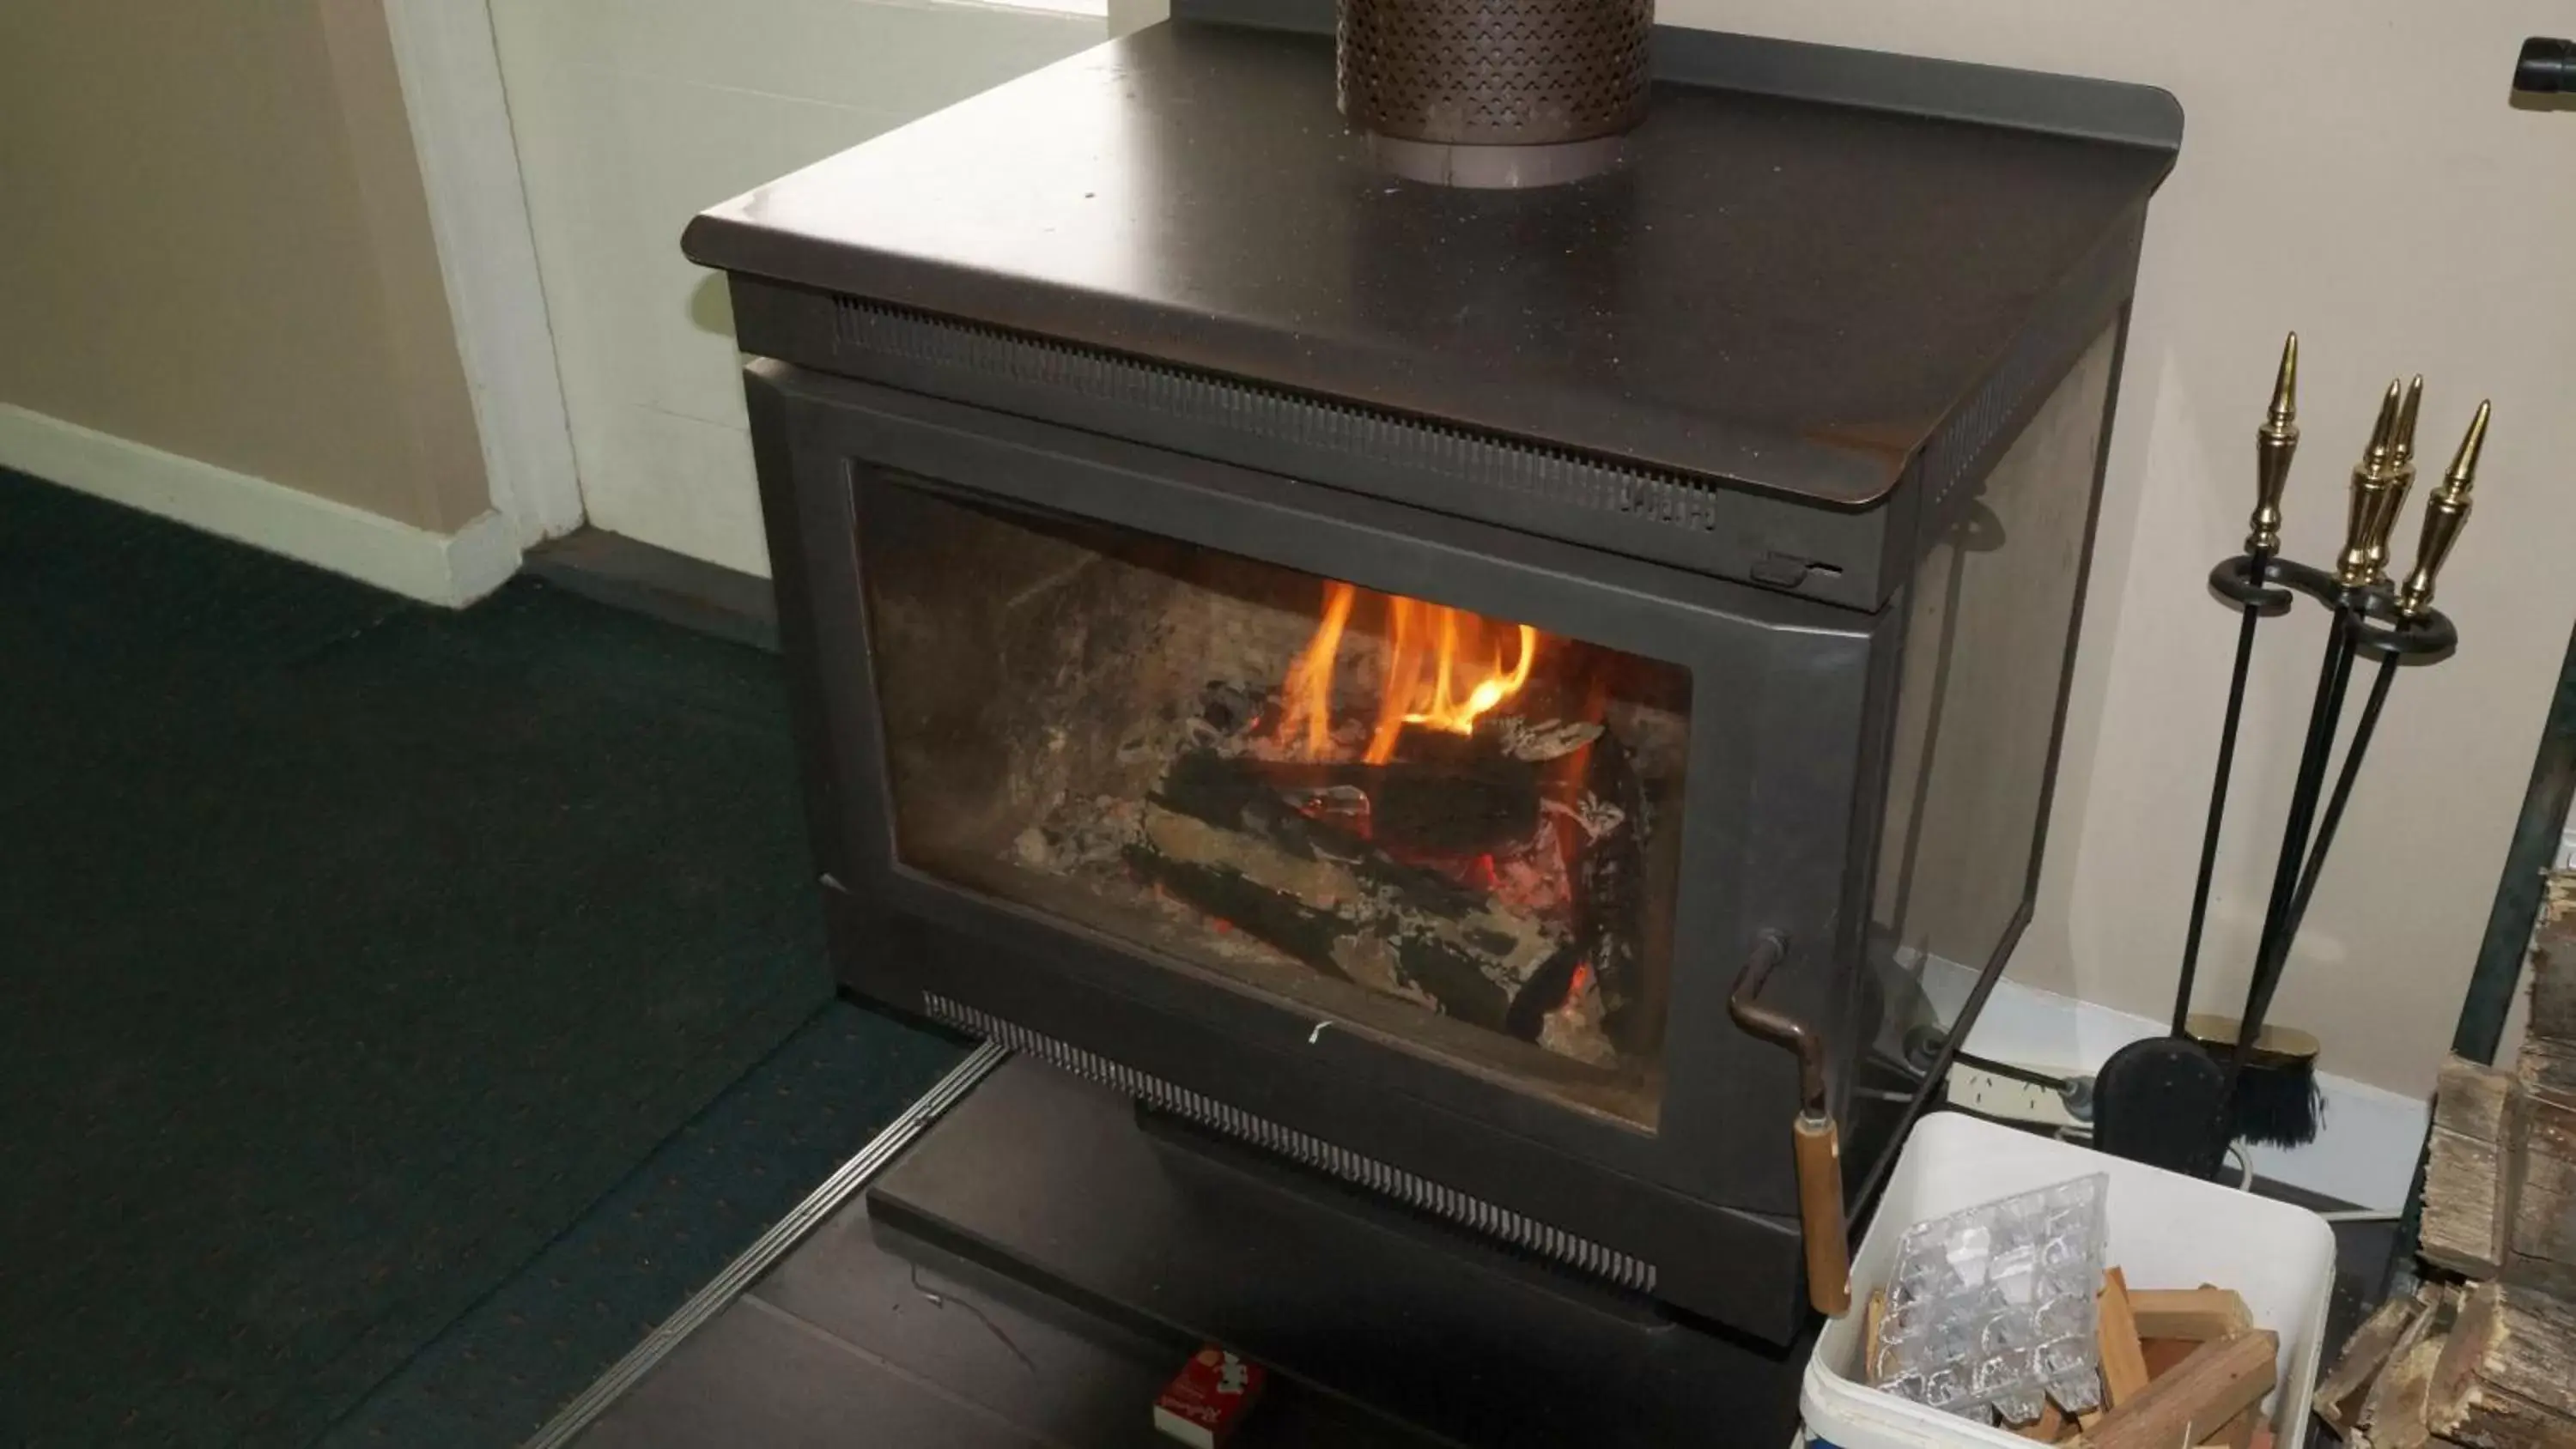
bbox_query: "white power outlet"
[1944,1064,2081,1129]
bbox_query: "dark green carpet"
[320,1001,962,1446]
[0,470,948,1445]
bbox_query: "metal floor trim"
[521,1040,1010,1449]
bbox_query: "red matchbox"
[1152,1344,1266,1447]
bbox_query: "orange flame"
[1277,580,1539,765]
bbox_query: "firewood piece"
[1134,751,1576,1034]
[1132,810,1505,1030]
[2013,1398,2063,1441]
[2427,1281,2576,1449]
[2365,1334,2447,1449]
[2131,1287,2254,1343]
[2143,1337,2201,1379]
[2318,1288,2437,1434]
[2504,1088,2576,1300]
[2083,1330,2277,1449]
[2364,1288,2462,1447]
[2516,872,2576,1100]
[1572,723,1648,1051]
[1249,755,1540,855]
[1862,1288,1886,1384]
[2198,1404,2259,1448]
[2099,1268,2153,1408]
[2426,1055,2524,1278]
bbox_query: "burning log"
[1248,754,1540,855]
[1572,722,1649,1052]
[1129,749,1578,1034]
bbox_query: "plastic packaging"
[1870,1174,2108,1423]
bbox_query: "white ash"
[1540,792,1627,844]
[1494,717,1603,762]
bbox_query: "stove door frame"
[746,359,1897,1341]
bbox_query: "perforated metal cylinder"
[1336,0,1655,147]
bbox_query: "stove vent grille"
[831,296,1723,537]
[923,991,1659,1294]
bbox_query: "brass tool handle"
[1793,1110,1851,1317]
[2246,332,2300,558]
[1728,931,1853,1318]
[2397,401,2491,620]
[2336,379,2411,587]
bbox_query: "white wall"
[0,0,516,604]
[489,0,1106,576]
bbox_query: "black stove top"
[683,12,2175,508]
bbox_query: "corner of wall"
[0,403,519,607]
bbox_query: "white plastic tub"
[1801,1114,2337,1449]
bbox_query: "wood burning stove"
[685,0,2178,1346]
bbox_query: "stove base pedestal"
[867,1055,1812,1447]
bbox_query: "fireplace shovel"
[2093,335,2302,1179]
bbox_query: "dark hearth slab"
[864,1057,1812,1448]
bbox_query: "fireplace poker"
[2172,333,2301,1039]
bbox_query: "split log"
[1131,749,1576,1034]
[2362,1288,2461,1448]
[2426,1055,2523,1279]
[2131,1286,2254,1342]
[1249,755,1540,855]
[2083,1329,2277,1449]
[2506,1088,2576,1300]
[2316,1288,2435,1434]
[2198,1404,2258,1448]
[2143,1337,2201,1379]
[2427,1282,2576,1449]
[2517,873,2576,1101]
[1571,723,1648,1051]
[2099,1268,2153,1408]
[2364,1333,2447,1449]
[2420,1048,2576,1295]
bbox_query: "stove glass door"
[856,479,1692,1129]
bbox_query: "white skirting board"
[0,403,520,607]
[1917,956,2429,1211]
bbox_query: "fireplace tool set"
[2093,336,2496,1178]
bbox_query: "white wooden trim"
[1917,957,2428,1211]
[380,0,585,548]
[0,403,519,607]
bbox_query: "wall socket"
[1944,1063,2082,1129]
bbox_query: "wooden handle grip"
[1794,1112,1850,1317]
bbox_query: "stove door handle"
[1729,930,1852,1319]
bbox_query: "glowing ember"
[1274,580,1540,765]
